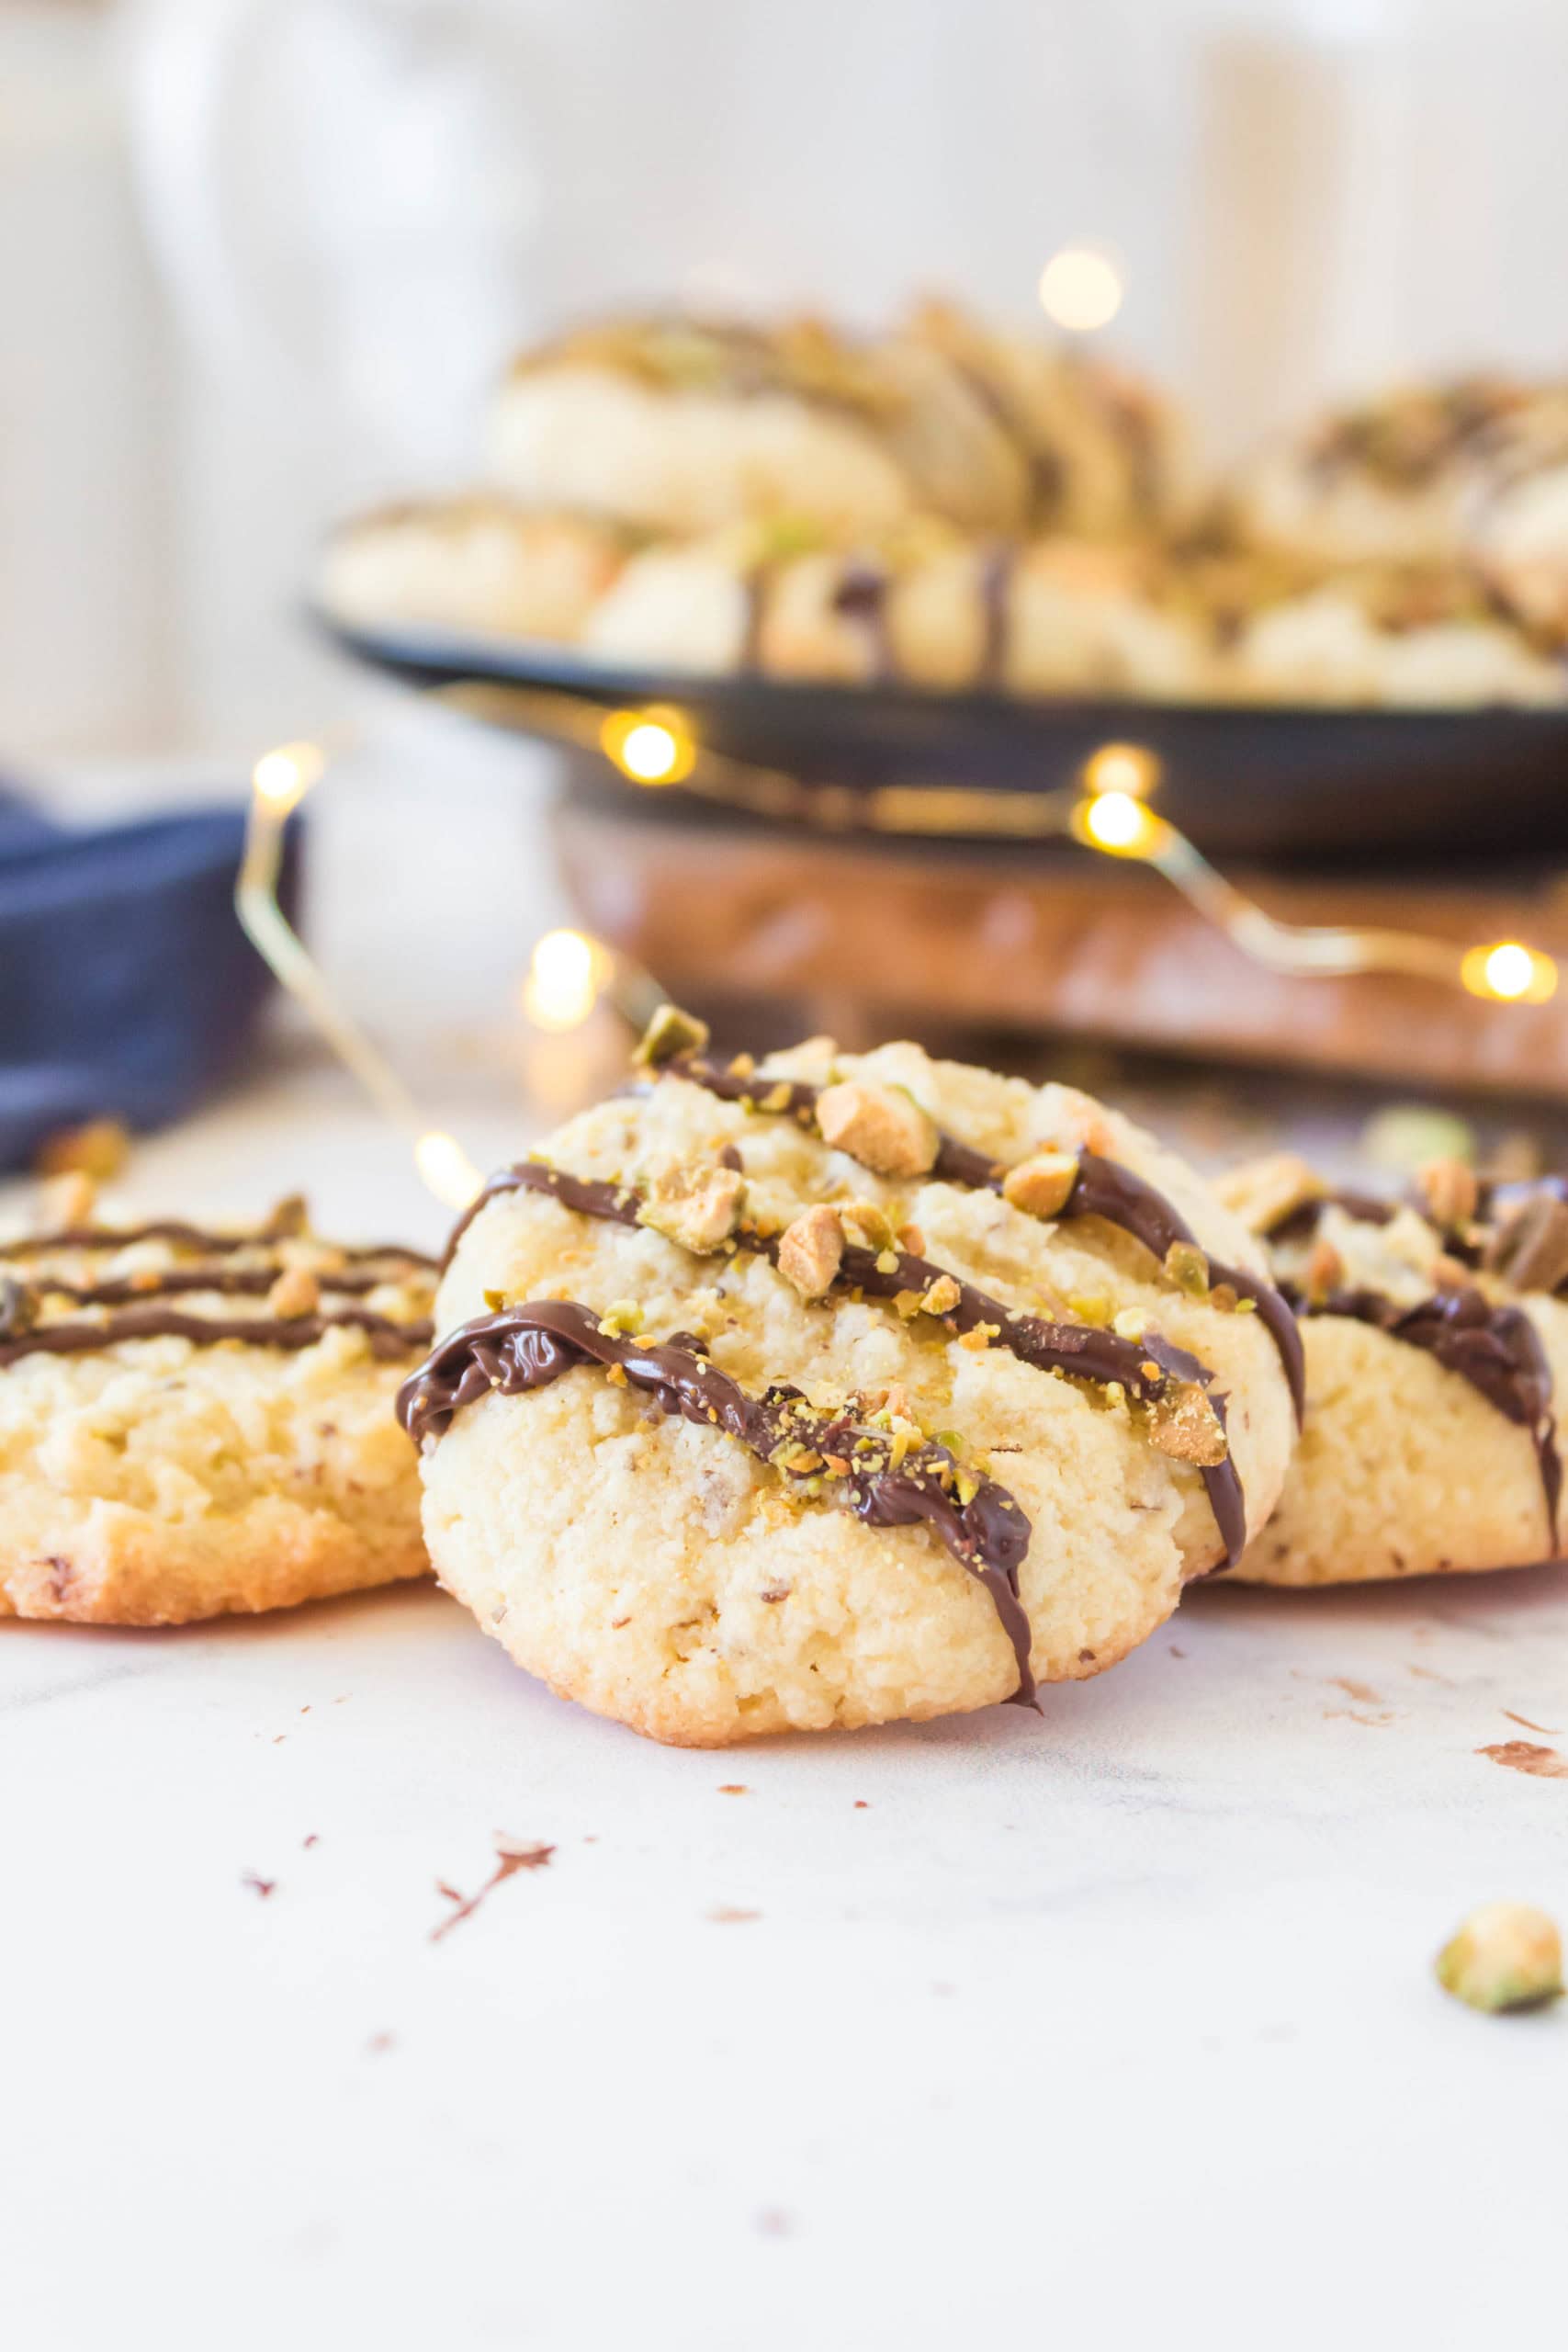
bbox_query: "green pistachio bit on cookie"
[633,1001,710,1069]
[1164,1239,1211,1297]
[1001,1150,1079,1221]
[816,1081,938,1178]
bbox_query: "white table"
[6,733,1567,2348]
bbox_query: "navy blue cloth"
[0,789,299,1170]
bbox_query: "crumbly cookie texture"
[1225,1175,1564,1587]
[420,1040,1294,1745]
[318,499,628,642]
[0,1212,435,1626]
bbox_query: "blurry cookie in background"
[584,522,1211,698]
[1201,555,1566,707]
[318,498,631,642]
[1222,377,1540,567]
[0,1193,434,1625]
[485,313,1032,540]
[904,298,1199,537]
[1219,1154,1566,1588]
[1462,394,1568,650]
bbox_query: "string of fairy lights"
[238,708,1561,1209]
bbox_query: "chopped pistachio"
[840,1200,897,1253]
[1112,1306,1147,1341]
[1164,1240,1211,1298]
[1001,1150,1079,1221]
[1148,1381,1228,1467]
[816,1081,939,1178]
[596,1299,644,1336]
[632,1001,710,1069]
[776,1204,844,1300]
[921,1274,963,1317]
[638,1165,745,1254]
[1436,1903,1562,2014]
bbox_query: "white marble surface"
[6,738,1568,2349]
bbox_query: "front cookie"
[0,1202,436,1625]
[406,1026,1297,1744]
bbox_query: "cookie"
[584,525,1209,699]
[318,498,629,643]
[1462,396,1568,650]
[487,317,927,540]
[1220,1155,1564,1587]
[0,1197,436,1625]
[401,1021,1298,1745]
[1211,560,1563,707]
[1224,376,1536,566]
[904,300,1197,537]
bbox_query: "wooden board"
[555,796,1568,1098]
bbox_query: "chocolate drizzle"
[649,1053,1303,1423]
[396,1296,1038,1702]
[829,562,897,681]
[0,1222,435,1366]
[453,1154,1248,1566]
[0,1216,436,1271]
[0,1300,432,1368]
[976,542,1014,688]
[1306,1284,1560,1544]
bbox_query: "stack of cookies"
[5,1031,1561,1746]
[319,303,1568,709]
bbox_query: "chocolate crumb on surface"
[1478,1740,1568,1780]
[429,1837,555,1944]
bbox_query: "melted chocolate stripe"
[1303,1284,1560,1546]
[460,1157,1247,1567]
[396,1297,1037,1703]
[654,1054,1302,1424]
[0,1303,433,1368]
[13,1264,421,1310]
[1070,1150,1304,1423]
[0,1218,435,1270]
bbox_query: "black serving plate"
[321,614,1568,865]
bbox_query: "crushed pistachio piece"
[1068,1292,1113,1326]
[816,1081,939,1178]
[638,1164,745,1255]
[958,1322,999,1351]
[632,1001,710,1069]
[1001,1149,1079,1221]
[1436,1903,1562,2014]
[921,1273,963,1317]
[776,1204,844,1300]
[1164,1239,1211,1298]
[1111,1306,1147,1341]
[597,1299,644,1336]
[1148,1381,1228,1467]
[840,1199,897,1253]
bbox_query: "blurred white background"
[4,0,1568,762]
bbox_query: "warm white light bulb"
[524,929,604,1032]
[415,1130,482,1209]
[1038,246,1123,334]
